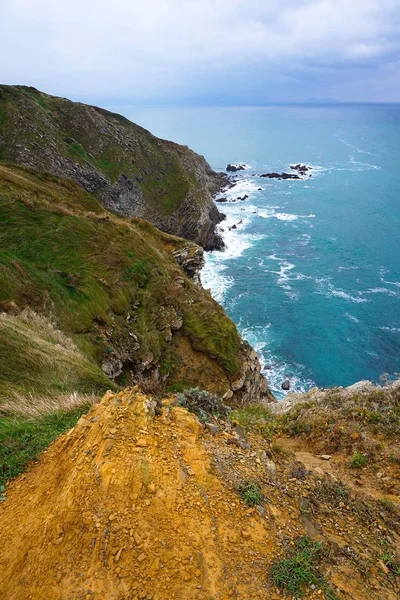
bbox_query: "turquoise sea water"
[117,104,400,397]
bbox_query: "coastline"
[201,166,317,399]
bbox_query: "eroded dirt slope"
[0,389,278,599]
[0,387,399,600]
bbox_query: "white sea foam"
[315,278,368,303]
[362,287,400,298]
[345,312,360,323]
[201,202,265,301]
[379,267,400,288]
[380,327,400,333]
[201,263,234,304]
[335,134,382,158]
[338,265,361,272]
[224,178,260,200]
[240,326,315,398]
[257,209,315,221]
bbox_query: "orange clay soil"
[0,389,279,600]
[1,388,399,600]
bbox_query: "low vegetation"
[270,537,338,599]
[348,449,368,469]
[230,404,275,438]
[175,387,230,422]
[0,404,92,488]
[236,480,264,506]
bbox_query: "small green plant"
[236,481,264,507]
[349,450,368,469]
[0,484,6,502]
[311,479,350,508]
[270,536,338,599]
[380,550,400,575]
[176,388,229,423]
[123,258,151,287]
[380,497,396,510]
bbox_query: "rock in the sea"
[259,172,300,180]
[290,164,310,173]
[226,164,246,172]
[216,197,228,203]
[281,380,291,391]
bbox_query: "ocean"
[116,104,400,398]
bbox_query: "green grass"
[271,537,338,599]
[349,450,368,469]
[0,405,90,488]
[236,481,264,506]
[0,163,245,398]
[183,302,241,377]
[66,140,95,166]
[230,405,276,439]
[0,310,111,402]
[0,107,6,129]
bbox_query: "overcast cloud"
[1,0,400,103]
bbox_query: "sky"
[1,0,400,104]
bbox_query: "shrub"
[175,388,229,422]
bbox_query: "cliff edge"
[0,85,226,249]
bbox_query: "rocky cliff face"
[0,85,227,250]
[0,163,271,406]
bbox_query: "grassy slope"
[0,406,91,489]
[0,85,206,218]
[0,163,242,386]
[0,162,244,486]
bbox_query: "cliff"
[0,85,226,249]
[0,163,270,408]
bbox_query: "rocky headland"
[0,85,228,250]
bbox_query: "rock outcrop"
[258,172,301,180]
[0,85,228,250]
[0,163,272,405]
[226,163,247,172]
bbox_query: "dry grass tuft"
[0,391,99,418]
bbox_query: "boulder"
[102,359,123,379]
[281,380,291,391]
[226,164,246,172]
